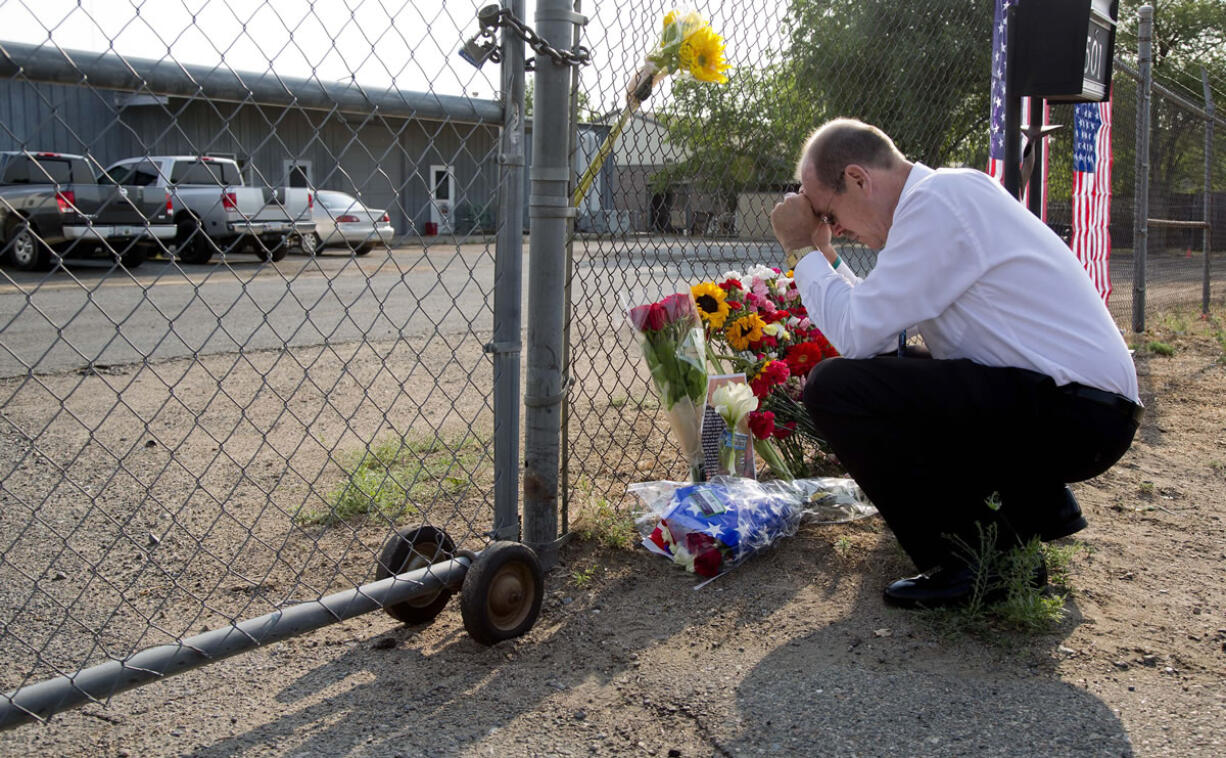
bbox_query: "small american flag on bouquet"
[1071,99,1114,304]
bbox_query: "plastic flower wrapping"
[631,477,877,581]
[692,266,842,479]
[627,292,709,481]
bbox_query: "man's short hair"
[796,118,905,191]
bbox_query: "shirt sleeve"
[792,179,989,359]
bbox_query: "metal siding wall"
[0,79,501,236]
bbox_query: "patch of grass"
[832,535,854,560]
[1160,311,1190,335]
[1209,460,1225,474]
[296,432,486,526]
[925,524,1068,635]
[1144,340,1175,356]
[571,566,596,588]
[1138,480,1155,497]
[568,480,637,547]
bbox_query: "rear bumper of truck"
[227,220,315,237]
[63,224,176,241]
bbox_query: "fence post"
[522,0,581,566]
[491,0,528,540]
[1131,5,1153,333]
[559,0,584,537]
[1203,68,1214,316]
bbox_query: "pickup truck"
[0,151,174,270]
[102,156,313,264]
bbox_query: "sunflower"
[678,25,730,84]
[725,313,766,351]
[691,281,730,328]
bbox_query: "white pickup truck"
[102,156,314,263]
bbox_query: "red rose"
[692,548,723,577]
[774,420,797,439]
[719,277,743,291]
[628,304,652,331]
[684,531,718,554]
[646,302,667,331]
[660,293,694,323]
[748,410,776,440]
[750,360,790,398]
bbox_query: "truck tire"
[4,217,52,271]
[175,218,212,264]
[118,243,148,269]
[254,236,289,263]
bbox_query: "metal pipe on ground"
[0,556,472,731]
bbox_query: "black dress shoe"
[883,562,1048,610]
[1037,486,1087,541]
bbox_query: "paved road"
[0,239,782,379]
[0,239,1213,379]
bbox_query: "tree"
[1115,0,1226,248]
[655,0,996,208]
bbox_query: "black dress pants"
[802,356,1139,571]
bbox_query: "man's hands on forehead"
[771,190,831,253]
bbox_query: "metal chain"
[477,5,590,67]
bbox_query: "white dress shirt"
[793,163,1140,403]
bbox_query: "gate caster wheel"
[460,541,543,646]
[375,525,456,625]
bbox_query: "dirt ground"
[2,306,1225,757]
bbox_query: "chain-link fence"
[0,0,542,727]
[1,0,1223,731]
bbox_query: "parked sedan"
[300,190,393,256]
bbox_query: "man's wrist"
[785,245,816,268]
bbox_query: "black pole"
[1002,3,1022,199]
[1026,97,1045,217]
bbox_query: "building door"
[429,164,455,234]
[284,160,312,188]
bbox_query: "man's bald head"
[796,118,906,191]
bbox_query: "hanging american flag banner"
[1071,98,1113,303]
[986,0,1051,218]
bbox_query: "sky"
[0,0,790,115]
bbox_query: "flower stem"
[753,438,793,480]
[572,104,636,209]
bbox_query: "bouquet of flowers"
[690,265,842,478]
[572,8,729,208]
[632,477,876,580]
[628,292,710,481]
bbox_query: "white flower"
[710,382,758,429]
[774,277,793,296]
[745,264,778,282]
[762,322,790,341]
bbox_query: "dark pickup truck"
[0,151,174,270]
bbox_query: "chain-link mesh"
[0,0,513,719]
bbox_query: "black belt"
[1058,383,1145,424]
